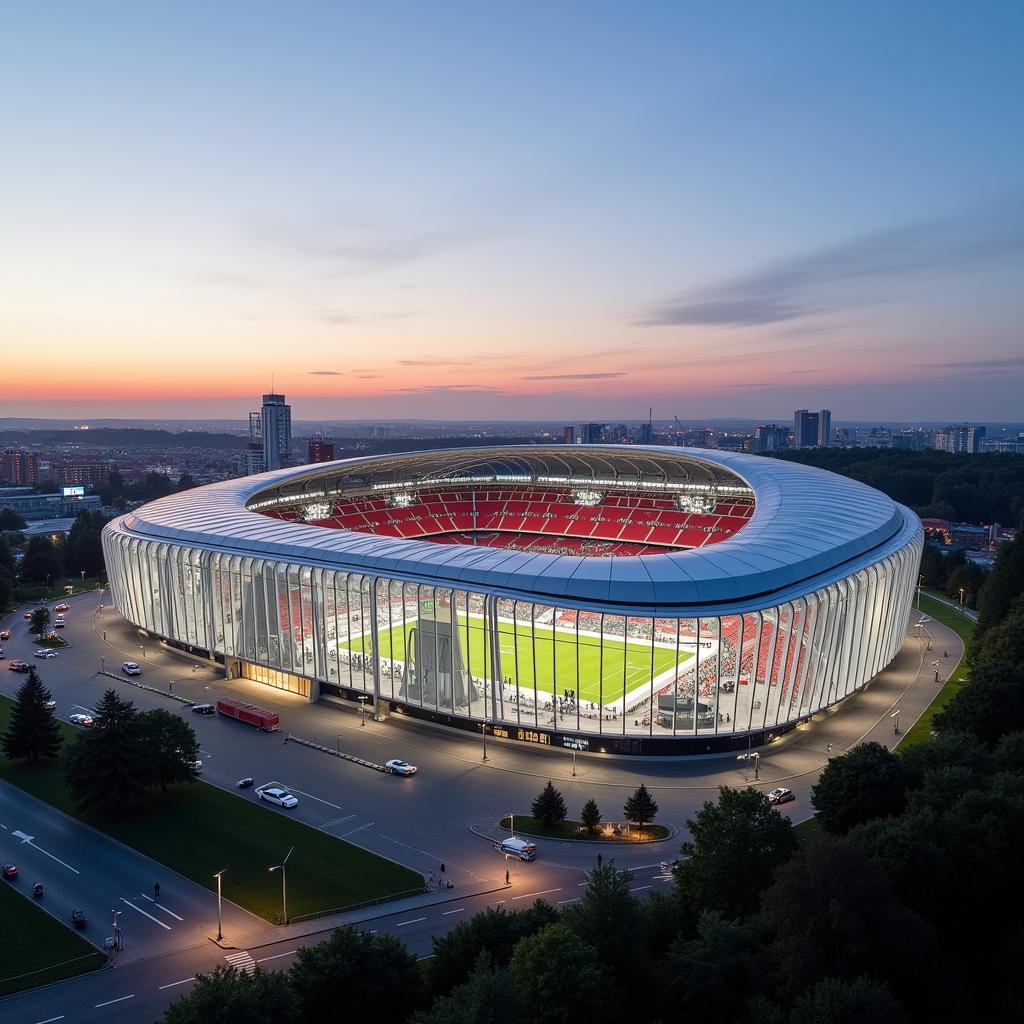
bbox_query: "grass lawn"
[793,816,823,843]
[345,615,692,704]
[0,885,106,998]
[16,577,106,603]
[498,814,671,842]
[900,594,974,749]
[0,697,423,922]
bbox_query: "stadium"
[102,446,923,755]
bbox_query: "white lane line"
[557,898,580,905]
[629,885,652,892]
[95,995,134,1008]
[319,814,356,831]
[159,978,196,990]
[10,832,80,874]
[138,893,185,921]
[491,900,506,906]
[337,821,375,837]
[442,908,465,915]
[281,786,346,812]
[417,954,435,961]
[256,950,298,963]
[396,917,426,927]
[120,897,172,930]
[577,881,590,886]
[511,888,561,901]
[32,1017,65,1023]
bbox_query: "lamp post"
[736,750,760,781]
[508,811,515,838]
[214,869,226,942]
[481,721,488,763]
[890,709,901,736]
[959,587,965,608]
[358,694,367,726]
[269,847,293,925]
[917,573,923,610]
[139,645,145,660]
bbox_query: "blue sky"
[1,1,1022,420]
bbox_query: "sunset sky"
[2,1,1023,422]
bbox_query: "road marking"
[256,950,297,963]
[32,1016,65,1023]
[491,900,506,906]
[138,893,185,920]
[557,898,580,905]
[629,885,652,892]
[442,908,465,915]
[11,831,80,874]
[577,881,590,886]
[225,951,256,975]
[510,888,561,900]
[336,821,375,837]
[281,786,346,812]
[396,917,426,927]
[319,813,356,831]
[417,954,435,961]
[95,995,134,1008]
[159,978,196,990]
[121,897,172,929]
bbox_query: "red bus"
[215,697,280,732]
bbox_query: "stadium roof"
[112,446,921,614]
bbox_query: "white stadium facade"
[102,446,923,755]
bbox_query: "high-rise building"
[1,450,39,485]
[934,424,985,454]
[561,425,576,444]
[580,423,605,444]
[817,409,832,448]
[793,409,819,448]
[307,433,335,464]
[260,393,292,470]
[751,424,789,453]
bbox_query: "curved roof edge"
[104,445,922,613]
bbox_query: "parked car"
[258,786,299,809]
[188,759,203,771]
[23,612,32,620]
[0,648,4,659]
[385,759,418,776]
[34,650,57,659]
[497,837,537,861]
[55,603,70,612]
[191,703,215,715]
[2,863,17,879]
[237,777,255,789]
[767,787,795,806]
[71,909,88,928]
[0,629,10,640]
[7,661,30,672]
[53,617,66,628]
[121,662,141,675]
[44,700,56,710]
[69,713,94,727]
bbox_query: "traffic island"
[496,814,672,843]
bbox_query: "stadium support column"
[485,593,501,722]
[369,576,381,719]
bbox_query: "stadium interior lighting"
[301,502,333,521]
[677,490,718,513]
[571,489,604,506]
[389,492,418,508]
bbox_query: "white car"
[34,650,57,659]
[44,700,56,710]
[385,759,417,776]
[69,713,94,727]
[121,662,141,676]
[767,787,796,806]
[258,786,299,809]
[188,759,203,771]
[54,617,66,628]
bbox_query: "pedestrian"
[934,669,940,683]
[826,742,832,754]
[505,868,510,886]
[154,882,161,899]
[428,871,435,888]
[596,852,602,866]
[440,862,446,875]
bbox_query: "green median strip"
[0,696,423,923]
[0,884,106,998]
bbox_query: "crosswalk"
[225,950,257,975]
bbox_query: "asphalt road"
[0,590,965,1023]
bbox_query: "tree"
[0,507,27,531]
[580,797,602,835]
[531,781,567,828]
[759,836,930,1002]
[138,709,201,791]
[976,533,1024,638]
[789,977,907,1024]
[810,742,909,834]
[972,600,1024,668]
[29,606,50,636]
[933,661,1024,747]
[509,922,606,1024]
[413,952,520,1024]
[19,534,63,584]
[623,783,658,834]
[676,786,797,920]
[1,667,62,763]
[427,902,558,998]
[0,565,13,612]
[946,561,986,609]
[65,689,149,814]
[160,965,296,1024]
[63,510,108,578]
[289,925,422,1024]
[177,472,196,491]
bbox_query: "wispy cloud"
[387,384,508,396]
[317,309,416,326]
[398,356,478,367]
[522,371,628,381]
[637,203,1024,328]
[926,355,1024,370]
[308,370,344,376]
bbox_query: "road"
[0,590,964,1022]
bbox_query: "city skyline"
[3,2,1023,420]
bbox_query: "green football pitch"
[342,617,692,704]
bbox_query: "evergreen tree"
[65,689,149,814]
[63,510,109,578]
[580,797,602,835]
[623,783,659,834]
[29,606,50,636]
[138,709,201,791]
[20,535,63,584]
[1,667,62,763]
[531,781,567,827]
[811,742,910,833]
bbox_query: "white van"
[497,837,537,861]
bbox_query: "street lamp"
[959,587,965,608]
[480,721,488,763]
[508,811,515,838]
[269,847,293,925]
[139,645,145,660]
[917,573,923,610]
[358,694,367,726]
[213,869,226,942]
[890,709,901,736]
[100,656,105,674]
[736,751,760,781]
